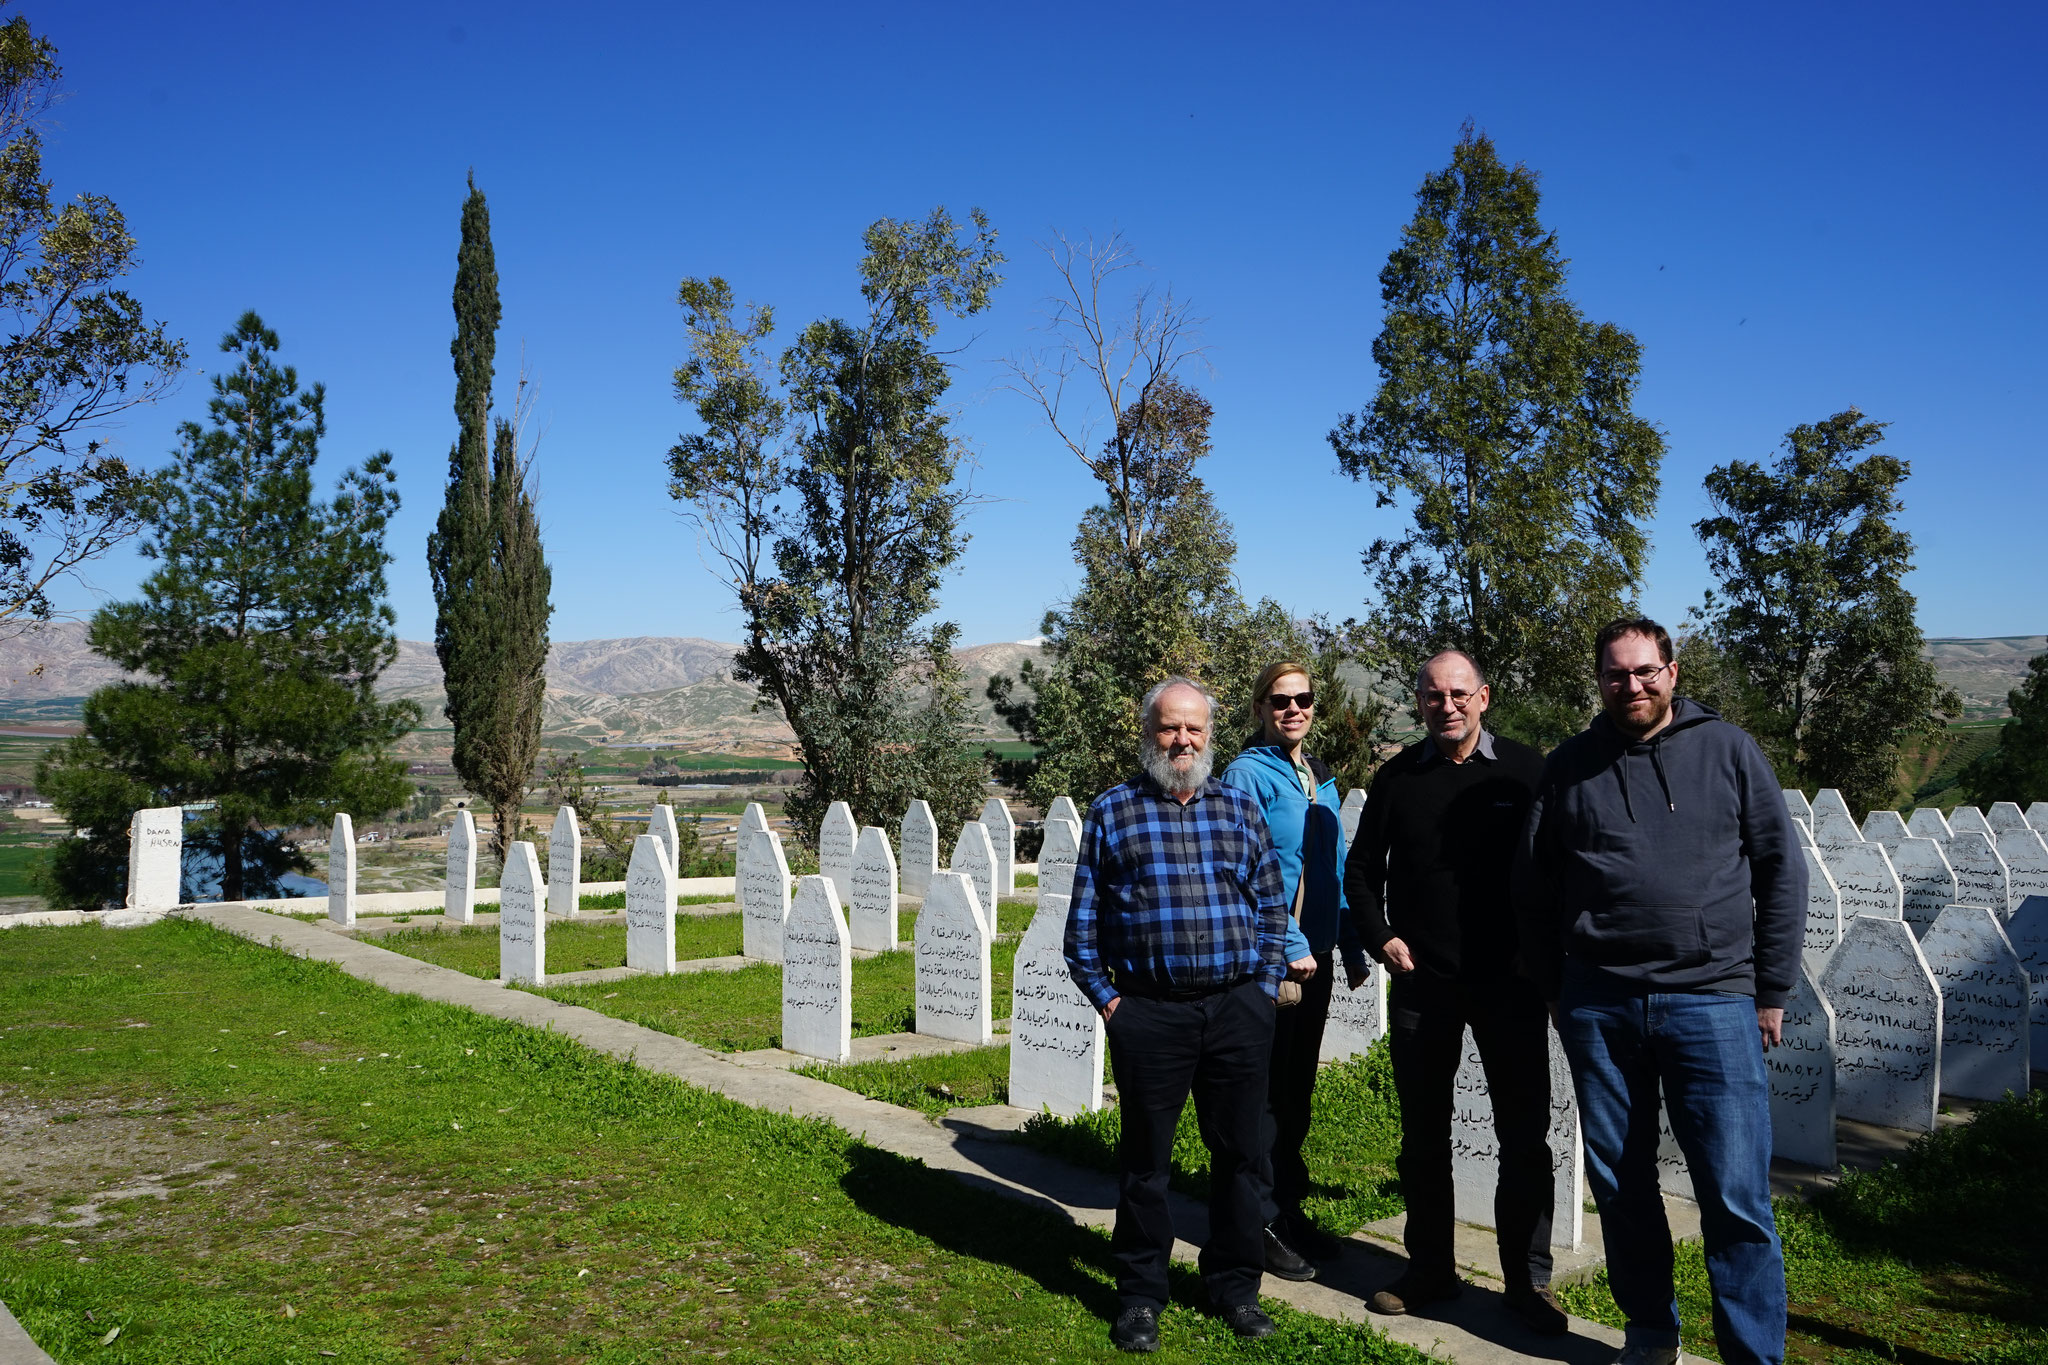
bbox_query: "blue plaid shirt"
[1064,773,1290,1009]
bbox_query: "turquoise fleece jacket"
[1222,744,1367,970]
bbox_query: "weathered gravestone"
[914,871,991,1045]
[1320,963,1388,1062]
[1783,788,1813,831]
[1890,837,1958,938]
[1766,966,1838,1169]
[1046,795,1082,829]
[498,841,545,986]
[624,835,675,975]
[980,797,1016,894]
[898,799,939,898]
[1450,1026,1584,1250]
[818,801,857,906]
[1036,818,1082,900]
[1820,916,1940,1131]
[848,826,899,953]
[781,875,852,1062]
[328,813,356,926]
[1988,802,2032,837]
[2007,896,2048,1064]
[126,806,183,911]
[1907,807,1952,843]
[445,809,477,924]
[1862,809,1911,851]
[1945,831,2011,916]
[1793,818,1817,851]
[950,822,997,930]
[1802,847,1843,971]
[548,806,581,918]
[1008,892,1105,1116]
[1811,798,1864,852]
[736,827,791,963]
[1949,805,1994,840]
[1340,788,1367,847]
[2028,803,2048,839]
[1921,904,2029,1100]
[648,804,680,877]
[1994,826,2048,903]
[1811,788,1854,825]
[1654,1099,1695,1201]
[741,802,769,834]
[1821,840,1902,921]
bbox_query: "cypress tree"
[426,176,550,859]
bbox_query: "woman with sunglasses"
[1222,660,1371,1281]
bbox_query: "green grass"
[1013,1039,1405,1241]
[0,918,1427,1362]
[1556,1089,2048,1363]
[376,914,745,977]
[0,838,49,895]
[795,1046,1014,1117]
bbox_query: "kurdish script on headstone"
[1008,893,1105,1116]
[914,872,991,1045]
[1820,916,1940,1131]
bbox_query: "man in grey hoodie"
[1517,618,1802,1365]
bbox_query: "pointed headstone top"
[1046,795,1082,828]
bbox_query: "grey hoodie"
[1514,697,1804,1009]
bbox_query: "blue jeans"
[1557,978,1786,1365]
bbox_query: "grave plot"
[377,897,745,978]
[898,798,939,896]
[980,797,1017,895]
[1891,836,1958,938]
[1766,966,1837,1169]
[498,842,545,985]
[817,800,857,906]
[444,809,477,923]
[1995,826,2048,903]
[1803,846,1843,970]
[547,805,582,918]
[1821,840,1902,921]
[1921,905,2030,1100]
[1008,893,1104,1117]
[1947,831,2011,915]
[1820,916,1941,1132]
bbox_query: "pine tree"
[36,314,417,906]
[1960,653,2048,806]
[426,176,551,858]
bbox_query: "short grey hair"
[1414,650,1488,693]
[1139,676,1215,731]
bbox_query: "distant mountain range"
[1,624,2034,746]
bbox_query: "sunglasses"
[1265,690,1315,712]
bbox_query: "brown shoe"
[1503,1285,1570,1336]
[1369,1272,1464,1314]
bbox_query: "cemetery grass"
[794,1046,1014,1118]
[377,913,746,978]
[0,920,1430,1364]
[1555,1090,2048,1364]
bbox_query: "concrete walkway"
[176,901,1624,1364]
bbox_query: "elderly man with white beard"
[1065,676,1292,1353]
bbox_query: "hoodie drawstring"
[1616,757,1635,822]
[1650,740,1676,813]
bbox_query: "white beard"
[1142,742,1213,797]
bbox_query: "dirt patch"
[0,1092,249,1227]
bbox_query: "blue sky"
[36,0,2046,646]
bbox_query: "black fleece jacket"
[1514,698,1805,1010]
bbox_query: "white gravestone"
[1036,818,1082,900]
[737,827,791,963]
[1820,916,1941,1131]
[1811,802,1864,852]
[444,809,477,924]
[980,797,1016,895]
[624,835,676,975]
[1861,809,1911,851]
[648,804,680,877]
[1811,787,1853,826]
[1921,905,2029,1100]
[327,813,357,926]
[741,802,769,834]
[1907,807,1952,843]
[818,801,857,906]
[2006,896,2048,1065]
[848,825,900,952]
[1341,788,1367,847]
[898,799,939,898]
[1793,819,1817,851]
[2028,802,2048,838]
[1988,802,2032,837]
[1321,963,1388,1062]
[548,805,581,918]
[498,841,545,986]
[126,806,183,911]
[1801,847,1842,971]
[1451,1025,1584,1250]
[951,822,997,932]
[1046,795,1082,829]
[1653,1095,1695,1201]
[781,875,852,1062]
[1821,840,1902,922]
[1890,837,1958,939]
[914,872,992,1045]
[1765,966,1838,1169]
[1945,831,2011,916]
[1783,788,1813,830]
[1994,827,2048,903]
[1949,806,1994,840]
[1009,892,1106,1116]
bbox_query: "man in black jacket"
[1345,650,1565,1335]
[1518,619,1802,1365]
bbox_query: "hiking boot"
[1503,1285,1569,1336]
[1110,1304,1159,1353]
[1368,1271,1463,1314]
[1612,1346,1681,1365]
[1216,1303,1275,1339]
[1262,1222,1317,1281]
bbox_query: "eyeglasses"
[1264,690,1314,712]
[1600,661,1673,688]
[1418,689,1477,709]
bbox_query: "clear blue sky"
[37,0,2047,646]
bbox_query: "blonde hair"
[1251,660,1313,715]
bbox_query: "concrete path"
[178,901,1624,1364]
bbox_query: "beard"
[1607,691,1674,738]
[1142,740,1214,797]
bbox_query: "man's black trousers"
[1262,949,1334,1224]
[1105,978,1275,1311]
[1388,971,1555,1291]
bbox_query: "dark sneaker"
[1504,1285,1570,1336]
[1217,1303,1275,1339]
[1279,1210,1347,1260]
[1368,1272,1464,1315]
[1110,1304,1159,1353]
[1262,1222,1317,1281]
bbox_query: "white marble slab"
[741,802,769,834]
[547,805,581,918]
[950,822,997,932]
[1046,795,1082,829]
[899,799,939,898]
[1766,965,1837,1169]
[781,875,852,1062]
[648,804,680,877]
[736,827,791,963]
[1921,904,2029,1100]
[1821,840,1902,922]
[1945,831,2011,916]
[981,797,1016,896]
[913,871,991,1045]
[1949,805,1994,840]
[1320,963,1387,1062]
[327,813,356,926]
[1994,826,2048,904]
[1802,846,1843,971]
[1861,809,1911,851]
[2007,895,2048,1068]
[444,809,477,924]
[1036,818,1082,900]
[1008,892,1105,1116]
[1890,837,1957,939]
[2028,802,2048,839]
[624,835,675,974]
[1819,915,1941,1131]
[498,841,545,986]
[818,801,857,906]
[1907,807,1952,843]
[126,806,182,911]
[848,825,899,952]
[1341,788,1367,846]
[1988,802,2032,837]
[1450,1025,1584,1250]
